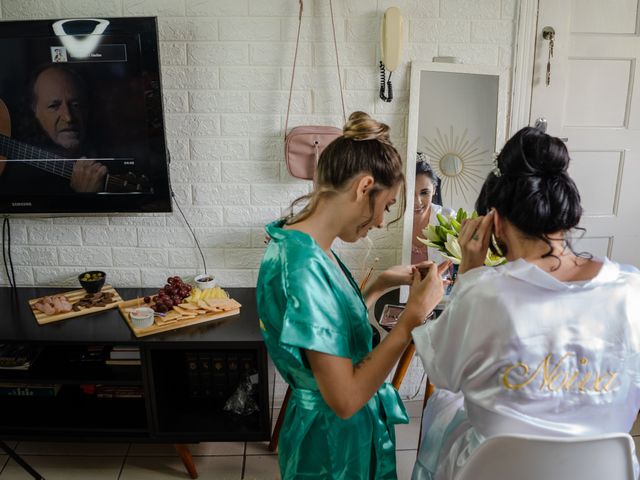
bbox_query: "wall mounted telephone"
[379,7,404,102]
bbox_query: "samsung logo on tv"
[11,202,32,207]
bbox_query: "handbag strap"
[284,0,346,134]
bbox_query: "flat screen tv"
[0,17,171,215]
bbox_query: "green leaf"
[436,213,451,229]
[436,225,448,242]
[424,225,441,242]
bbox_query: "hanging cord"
[171,191,207,276]
[379,62,393,102]
[328,0,346,124]
[2,217,16,289]
[284,0,346,134]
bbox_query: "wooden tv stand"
[0,287,270,479]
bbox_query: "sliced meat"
[34,300,56,316]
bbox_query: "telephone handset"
[379,7,404,102]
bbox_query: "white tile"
[396,450,418,480]
[181,442,246,456]
[246,407,281,455]
[245,440,275,456]
[0,456,122,479]
[396,421,421,451]
[120,455,242,479]
[243,454,281,480]
[15,442,128,456]
[128,442,244,457]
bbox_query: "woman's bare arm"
[306,264,444,419]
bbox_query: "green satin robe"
[256,220,408,480]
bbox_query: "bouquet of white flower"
[418,208,506,267]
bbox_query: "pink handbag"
[284,0,346,180]
[284,126,342,180]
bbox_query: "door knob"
[533,118,568,142]
[534,117,548,132]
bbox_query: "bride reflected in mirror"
[411,153,455,265]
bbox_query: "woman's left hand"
[374,260,452,290]
[363,265,416,309]
[458,210,494,275]
[376,264,414,289]
[364,261,451,309]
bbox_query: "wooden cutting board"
[118,297,241,338]
[29,285,123,325]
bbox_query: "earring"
[494,235,508,256]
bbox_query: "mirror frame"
[400,62,510,302]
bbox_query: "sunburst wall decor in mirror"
[399,63,509,301]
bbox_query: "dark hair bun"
[498,127,569,177]
[343,111,391,144]
[476,127,582,237]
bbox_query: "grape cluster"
[143,276,192,313]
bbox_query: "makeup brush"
[359,257,379,291]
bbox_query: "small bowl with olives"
[194,274,216,289]
[78,270,106,294]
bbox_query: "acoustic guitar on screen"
[0,99,152,193]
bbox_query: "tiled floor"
[0,399,423,480]
[1,403,638,479]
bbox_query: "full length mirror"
[400,63,509,301]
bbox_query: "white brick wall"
[0,0,516,399]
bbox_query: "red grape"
[143,296,151,303]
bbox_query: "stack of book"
[0,383,60,397]
[186,350,257,400]
[68,345,108,364]
[105,346,141,366]
[95,385,144,398]
[0,344,42,371]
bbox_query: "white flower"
[443,234,462,264]
[424,225,441,243]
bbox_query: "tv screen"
[0,17,171,215]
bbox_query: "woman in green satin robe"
[257,112,446,479]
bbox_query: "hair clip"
[491,152,502,177]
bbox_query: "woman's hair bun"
[343,111,391,144]
[477,126,582,238]
[499,126,569,177]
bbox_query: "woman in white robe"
[411,127,640,480]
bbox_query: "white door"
[529,0,640,267]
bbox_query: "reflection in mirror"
[400,63,508,301]
[411,156,454,266]
[439,154,463,176]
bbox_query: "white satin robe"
[411,257,640,480]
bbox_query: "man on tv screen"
[0,64,108,193]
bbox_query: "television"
[0,17,172,215]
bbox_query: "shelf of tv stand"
[0,286,270,443]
